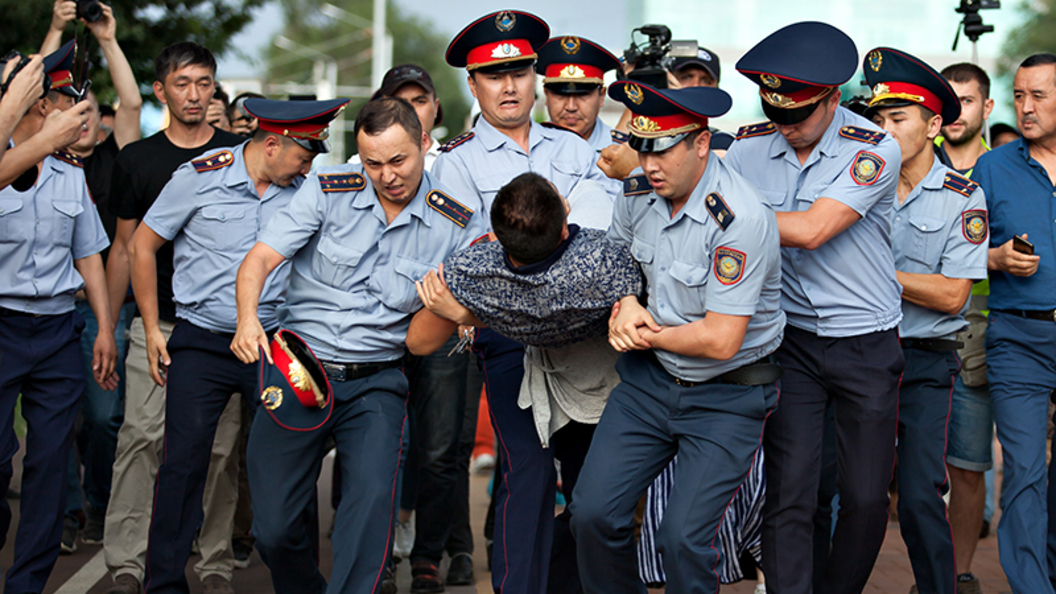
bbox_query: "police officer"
[230,97,485,594]
[127,98,347,594]
[432,10,607,594]
[864,47,989,594]
[0,41,116,594]
[724,22,905,594]
[570,81,784,594]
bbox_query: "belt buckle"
[674,377,697,388]
[322,362,346,382]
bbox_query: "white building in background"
[625,0,1022,130]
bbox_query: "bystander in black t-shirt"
[83,133,120,261]
[110,126,246,323]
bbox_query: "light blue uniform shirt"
[584,118,623,199]
[0,153,109,314]
[260,166,487,363]
[725,107,904,337]
[607,155,785,382]
[143,143,296,333]
[892,157,988,339]
[432,116,609,224]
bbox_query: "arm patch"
[705,192,735,231]
[318,173,366,193]
[623,174,652,196]
[962,209,988,244]
[52,150,83,168]
[191,150,234,173]
[439,131,475,153]
[943,171,980,198]
[838,126,885,145]
[427,190,473,228]
[735,121,776,140]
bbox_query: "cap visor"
[761,98,821,126]
[629,133,689,153]
[474,58,536,74]
[293,137,330,154]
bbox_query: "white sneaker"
[393,512,415,560]
[471,453,495,475]
[754,584,767,594]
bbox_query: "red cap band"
[466,39,535,70]
[871,81,943,116]
[257,120,330,140]
[49,69,73,89]
[543,62,605,83]
[628,112,707,138]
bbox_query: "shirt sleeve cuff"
[142,215,178,241]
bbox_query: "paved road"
[2,444,1012,593]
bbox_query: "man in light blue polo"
[972,53,1056,594]
[571,81,784,594]
[0,40,117,593]
[865,46,989,594]
[230,97,485,594]
[724,22,905,593]
[128,98,347,594]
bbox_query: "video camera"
[953,0,1000,50]
[620,25,698,89]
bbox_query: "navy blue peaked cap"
[43,39,78,96]
[862,47,961,125]
[535,36,620,94]
[446,10,550,73]
[609,81,731,152]
[243,97,350,154]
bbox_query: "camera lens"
[78,0,104,23]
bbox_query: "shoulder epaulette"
[52,150,83,168]
[427,190,473,228]
[318,172,366,193]
[540,121,574,133]
[192,150,234,173]
[838,126,885,145]
[439,131,475,153]
[705,192,735,231]
[735,121,776,140]
[623,174,652,196]
[942,171,980,198]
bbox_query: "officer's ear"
[695,129,712,159]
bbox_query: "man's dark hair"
[941,63,991,100]
[1020,53,1056,70]
[213,85,230,109]
[155,42,217,83]
[491,172,566,265]
[98,104,115,118]
[354,96,422,143]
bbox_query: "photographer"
[0,53,48,162]
[42,0,143,554]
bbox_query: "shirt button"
[921,225,927,230]
[896,216,901,221]
[1051,192,1056,197]
[660,266,666,271]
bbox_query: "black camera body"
[621,25,700,89]
[0,50,51,99]
[77,0,104,23]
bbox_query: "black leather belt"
[0,307,44,318]
[993,308,1056,323]
[901,338,964,352]
[662,355,782,387]
[320,358,402,382]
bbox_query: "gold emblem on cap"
[561,36,581,55]
[495,11,516,32]
[631,115,660,133]
[760,74,781,89]
[261,386,283,411]
[559,64,585,79]
[871,83,890,99]
[625,84,644,105]
[762,91,795,108]
[287,359,311,392]
[869,50,883,72]
[491,43,523,59]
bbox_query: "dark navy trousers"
[249,364,407,594]
[981,311,1056,594]
[571,350,774,594]
[144,321,259,594]
[0,311,84,594]
[896,347,958,594]
[762,326,903,594]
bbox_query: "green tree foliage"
[0,0,265,105]
[998,0,1056,75]
[266,0,470,151]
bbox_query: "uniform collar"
[768,106,850,163]
[651,153,717,226]
[475,116,552,153]
[221,142,253,190]
[586,118,611,147]
[352,166,432,227]
[897,153,944,210]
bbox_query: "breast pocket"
[760,189,788,209]
[549,161,585,195]
[52,199,84,247]
[631,237,655,276]
[312,235,366,290]
[196,206,248,251]
[376,256,433,314]
[667,259,709,317]
[0,197,25,243]
[906,215,946,268]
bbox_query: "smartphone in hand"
[1012,235,1035,255]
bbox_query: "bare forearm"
[776,211,824,249]
[98,38,142,147]
[406,308,459,356]
[129,244,160,333]
[75,253,115,335]
[235,254,271,325]
[896,271,973,315]
[40,26,63,55]
[646,315,748,361]
[0,140,54,188]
